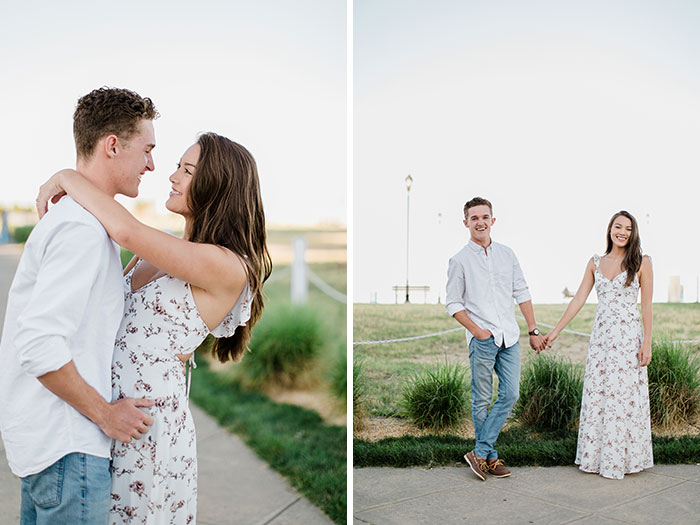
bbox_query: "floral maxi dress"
[575,254,653,479]
[109,260,251,524]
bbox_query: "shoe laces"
[488,459,504,470]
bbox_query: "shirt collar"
[468,238,492,253]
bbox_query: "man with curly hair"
[0,87,158,523]
[446,196,547,481]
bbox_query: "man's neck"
[76,159,116,197]
[471,236,491,254]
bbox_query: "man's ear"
[103,135,119,158]
[491,217,496,226]
[463,219,469,228]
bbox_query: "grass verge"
[191,358,346,524]
[354,425,700,468]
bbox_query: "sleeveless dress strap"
[593,254,601,268]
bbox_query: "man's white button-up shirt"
[445,239,531,348]
[0,197,124,477]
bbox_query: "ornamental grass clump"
[241,306,324,388]
[329,343,347,408]
[353,358,367,431]
[402,362,468,432]
[515,354,583,432]
[647,339,700,429]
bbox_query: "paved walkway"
[354,464,700,524]
[0,244,333,524]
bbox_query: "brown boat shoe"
[464,450,488,481]
[486,458,511,478]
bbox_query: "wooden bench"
[392,285,430,304]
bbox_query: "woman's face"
[609,214,633,250]
[166,143,200,217]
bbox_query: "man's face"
[464,204,495,244]
[113,119,155,198]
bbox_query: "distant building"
[668,276,683,302]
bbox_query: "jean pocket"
[473,335,493,343]
[24,457,65,509]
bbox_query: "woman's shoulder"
[202,244,248,294]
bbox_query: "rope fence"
[307,268,347,303]
[263,262,346,303]
[353,313,700,345]
[263,266,290,285]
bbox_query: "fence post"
[291,236,308,304]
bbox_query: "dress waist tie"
[186,353,197,398]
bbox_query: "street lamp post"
[404,174,413,303]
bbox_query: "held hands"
[36,169,77,218]
[100,397,155,443]
[543,330,559,349]
[638,340,652,367]
[529,333,548,353]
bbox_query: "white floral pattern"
[110,261,251,524]
[575,254,653,479]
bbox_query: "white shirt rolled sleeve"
[445,240,531,348]
[14,222,108,377]
[0,197,124,478]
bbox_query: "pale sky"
[0,0,346,226]
[354,0,700,304]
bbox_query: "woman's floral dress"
[575,254,653,479]
[109,260,251,524]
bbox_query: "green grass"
[354,303,700,418]
[353,358,367,430]
[10,224,33,244]
[402,361,469,431]
[329,342,347,405]
[355,303,700,470]
[240,305,325,388]
[354,426,700,468]
[120,248,135,268]
[191,358,346,523]
[648,339,700,429]
[515,354,583,432]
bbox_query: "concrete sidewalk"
[0,244,334,524]
[354,464,700,524]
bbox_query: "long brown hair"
[187,132,272,362]
[605,210,642,287]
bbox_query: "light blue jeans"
[469,336,521,460]
[20,452,110,525]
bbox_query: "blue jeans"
[469,336,521,460]
[20,452,110,525]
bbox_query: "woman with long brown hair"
[36,132,271,523]
[544,210,653,479]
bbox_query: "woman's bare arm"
[546,258,596,344]
[37,169,246,293]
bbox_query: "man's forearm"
[37,361,110,428]
[453,310,486,335]
[518,300,538,331]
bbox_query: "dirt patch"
[266,387,346,426]
[354,416,524,442]
[204,356,347,427]
[354,415,699,442]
